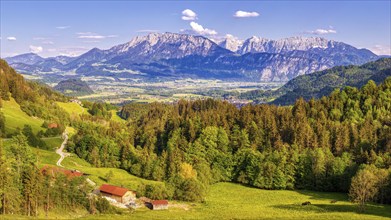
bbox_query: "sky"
[1,0,390,58]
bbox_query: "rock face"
[217,34,244,52]
[108,32,232,61]
[239,36,331,54]
[5,33,380,82]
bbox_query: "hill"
[54,78,94,96]
[239,58,391,105]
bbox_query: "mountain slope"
[5,53,45,65]
[239,58,391,105]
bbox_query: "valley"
[77,78,283,104]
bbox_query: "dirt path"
[56,132,70,167]
[54,131,96,187]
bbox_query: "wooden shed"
[150,200,168,210]
[99,184,136,204]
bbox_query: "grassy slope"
[0,97,44,134]
[56,101,88,116]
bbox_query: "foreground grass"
[81,182,391,220]
[1,97,44,135]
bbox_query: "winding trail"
[54,130,96,187]
[56,132,70,167]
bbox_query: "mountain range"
[4,32,381,82]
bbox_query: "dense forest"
[69,77,391,203]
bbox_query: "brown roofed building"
[150,200,168,210]
[41,166,84,179]
[47,123,58,129]
[99,184,136,204]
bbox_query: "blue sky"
[1,0,390,57]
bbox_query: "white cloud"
[29,45,43,53]
[56,26,70,29]
[189,22,217,35]
[182,9,197,20]
[77,32,118,39]
[7,36,17,41]
[234,10,259,18]
[370,44,391,55]
[78,35,106,39]
[307,28,337,35]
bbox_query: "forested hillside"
[54,78,94,96]
[240,58,391,105]
[69,77,391,203]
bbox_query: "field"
[0,98,44,135]
[56,101,88,115]
[81,182,391,220]
[62,154,161,190]
[75,79,284,104]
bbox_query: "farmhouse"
[150,200,169,210]
[47,123,58,129]
[99,184,136,204]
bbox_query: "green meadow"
[77,182,391,220]
[1,98,44,135]
[56,101,88,116]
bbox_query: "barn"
[99,184,136,204]
[150,200,168,210]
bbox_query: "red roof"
[48,123,58,129]
[41,166,84,178]
[99,184,130,197]
[152,200,168,206]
